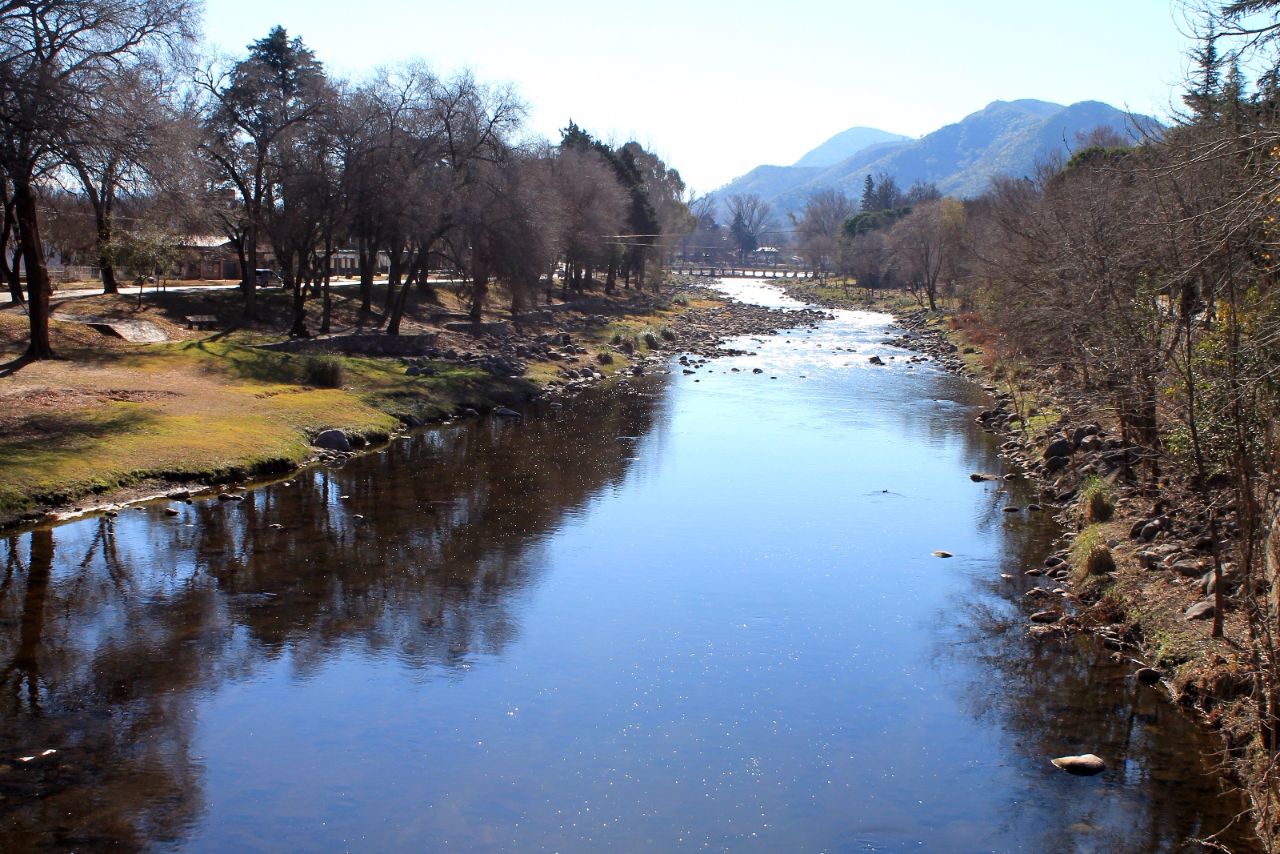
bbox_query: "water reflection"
[0,382,663,850]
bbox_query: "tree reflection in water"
[929,475,1258,853]
[0,382,664,849]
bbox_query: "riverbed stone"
[1051,754,1106,775]
[313,429,351,452]
[1043,437,1074,459]
[1136,667,1163,685]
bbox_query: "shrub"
[1079,475,1115,524]
[303,355,344,388]
[1071,524,1116,583]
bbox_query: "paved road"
[0,278,383,305]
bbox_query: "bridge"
[667,265,823,280]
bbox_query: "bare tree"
[0,0,198,359]
[726,192,773,260]
[197,26,329,321]
[796,188,855,274]
[887,198,964,311]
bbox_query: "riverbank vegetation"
[794,3,1280,840]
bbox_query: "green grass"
[0,340,529,525]
[1079,475,1116,524]
[1071,523,1116,584]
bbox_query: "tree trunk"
[287,251,309,338]
[469,267,489,323]
[13,174,53,359]
[384,247,404,314]
[320,238,333,335]
[96,192,118,295]
[358,240,373,313]
[243,219,258,321]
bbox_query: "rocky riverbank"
[872,303,1274,846]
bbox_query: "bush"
[303,355,345,388]
[1080,475,1115,524]
[1071,524,1116,582]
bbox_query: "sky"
[199,0,1202,194]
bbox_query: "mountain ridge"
[710,99,1162,217]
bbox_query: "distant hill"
[791,126,912,169]
[710,99,1162,218]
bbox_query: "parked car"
[255,269,283,286]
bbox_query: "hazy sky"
[200,0,1200,193]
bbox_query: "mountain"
[710,99,1162,218]
[791,126,912,169]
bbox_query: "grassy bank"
[0,279,699,529]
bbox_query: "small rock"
[1045,455,1071,472]
[868,355,885,365]
[1002,506,1021,513]
[1185,600,1215,621]
[1043,438,1074,459]
[268,523,284,530]
[1051,754,1106,776]
[493,406,522,418]
[1029,609,1059,623]
[969,473,997,482]
[1168,559,1204,578]
[313,429,351,452]
[932,550,953,558]
[1029,624,1065,640]
[1136,667,1163,685]
[164,507,180,517]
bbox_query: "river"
[0,279,1258,851]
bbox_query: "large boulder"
[313,429,351,452]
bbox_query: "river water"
[0,280,1259,851]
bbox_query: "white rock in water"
[1051,754,1106,775]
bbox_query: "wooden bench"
[185,314,219,330]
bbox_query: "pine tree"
[860,174,876,212]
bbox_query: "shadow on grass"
[2,404,157,455]
[0,353,32,378]
[182,339,307,385]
